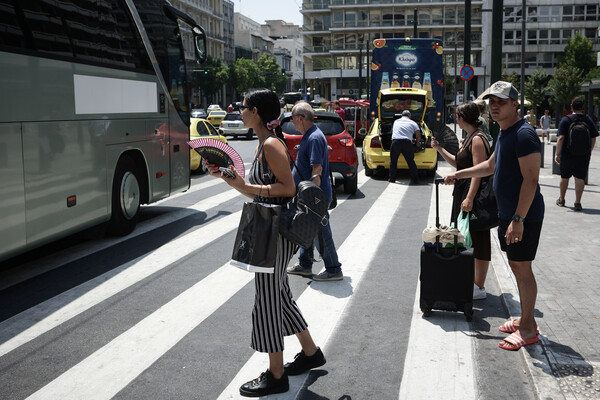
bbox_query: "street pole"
[489,0,504,147]
[464,0,471,102]
[359,43,363,99]
[302,63,306,99]
[367,33,371,100]
[520,0,526,117]
[413,9,417,38]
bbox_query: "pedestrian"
[475,100,493,146]
[207,89,326,397]
[526,109,537,128]
[227,103,233,113]
[333,100,345,121]
[443,81,544,351]
[286,101,343,281]
[432,102,491,300]
[539,109,551,144]
[554,97,598,211]
[389,110,421,184]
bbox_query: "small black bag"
[280,179,329,248]
[462,133,498,231]
[230,202,280,273]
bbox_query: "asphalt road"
[0,138,540,400]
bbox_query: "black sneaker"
[284,348,326,376]
[239,370,289,397]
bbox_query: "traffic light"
[281,69,286,76]
[203,69,208,75]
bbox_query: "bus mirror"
[193,26,207,63]
[358,128,366,136]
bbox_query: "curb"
[490,229,566,400]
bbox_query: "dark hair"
[245,88,283,138]
[571,97,584,111]
[456,102,482,128]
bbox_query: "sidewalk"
[491,143,600,399]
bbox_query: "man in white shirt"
[389,110,421,184]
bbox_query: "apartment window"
[574,5,585,21]
[527,30,536,45]
[382,10,394,26]
[539,30,548,45]
[585,28,597,40]
[357,10,368,27]
[550,6,561,22]
[471,31,481,47]
[346,33,357,49]
[445,7,456,24]
[345,11,356,27]
[471,7,481,24]
[370,9,381,27]
[445,31,455,46]
[457,8,465,25]
[586,5,598,20]
[563,29,572,42]
[333,33,344,50]
[504,7,522,23]
[432,8,443,25]
[394,11,406,26]
[419,10,431,25]
[527,7,537,22]
[562,6,573,22]
[313,36,324,52]
[550,30,560,44]
[504,31,514,45]
[333,11,343,28]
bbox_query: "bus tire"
[107,155,141,236]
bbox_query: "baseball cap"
[483,81,519,101]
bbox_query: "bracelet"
[310,174,321,181]
[259,185,263,197]
[267,185,271,197]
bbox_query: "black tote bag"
[230,202,280,273]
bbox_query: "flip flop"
[498,319,539,334]
[499,332,539,351]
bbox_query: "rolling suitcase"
[420,178,474,321]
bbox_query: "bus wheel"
[107,156,141,236]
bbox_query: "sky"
[235,0,303,26]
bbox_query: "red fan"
[187,138,245,178]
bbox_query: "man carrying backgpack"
[554,97,598,211]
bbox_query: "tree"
[501,71,520,89]
[193,56,229,98]
[524,69,549,110]
[547,65,583,114]
[256,54,287,93]
[231,58,261,94]
[559,31,596,77]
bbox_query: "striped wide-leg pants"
[251,235,308,353]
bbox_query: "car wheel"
[107,155,140,236]
[343,174,358,194]
[363,155,373,177]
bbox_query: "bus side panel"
[146,119,170,201]
[168,107,191,195]
[22,121,108,247]
[0,123,27,260]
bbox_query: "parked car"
[220,112,254,139]
[207,110,227,127]
[280,110,358,194]
[207,104,221,112]
[189,118,228,174]
[362,88,437,177]
[191,109,207,119]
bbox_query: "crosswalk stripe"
[399,166,476,399]
[217,179,407,399]
[20,172,370,399]
[0,189,243,357]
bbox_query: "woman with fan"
[206,88,325,397]
[431,102,492,301]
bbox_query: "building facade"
[262,20,305,91]
[234,13,275,62]
[302,0,600,103]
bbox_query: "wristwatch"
[512,214,525,222]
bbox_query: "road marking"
[217,180,407,399]
[22,172,371,399]
[399,166,476,399]
[0,192,243,357]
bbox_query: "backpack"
[567,114,591,156]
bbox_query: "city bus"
[0,0,207,262]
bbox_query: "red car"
[280,111,358,194]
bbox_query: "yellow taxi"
[207,110,227,127]
[362,88,437,177]
[190,118,228,174]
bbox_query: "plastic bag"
[422,225,465,248]
[457,211,472,248]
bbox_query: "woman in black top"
[431,102,492,300]
[207,89,325,397]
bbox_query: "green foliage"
[547,65,584,113]
[585,67,600,81]
[193,56,229,97]
[524,69,549,109]
[560,32,596,77]
[256,54,287,93]
[231,58,261,94]
[501,71,520,89]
